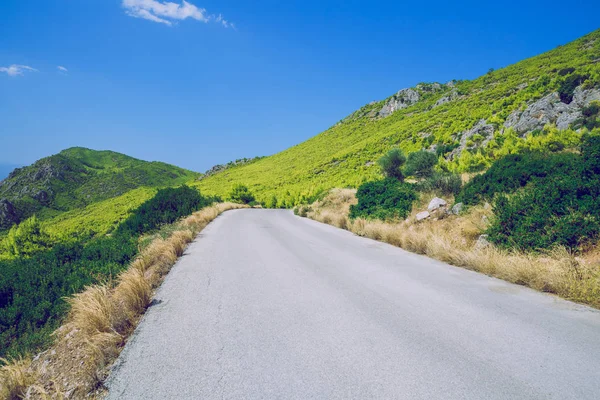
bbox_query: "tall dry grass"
[305,190,600,308]
[0,203,245,399]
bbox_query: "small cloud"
[215,14,234,29]
[57,66,68,73]
[0,64,38,77]
[122,0,233,28]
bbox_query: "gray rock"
[451,203,464,215]
[433,90,459,108]
[504,86,600,135]
[475,234,491,250]
[447,119,495,160]
[378,88,420,118]
[416,211,430,222]
[0,199,19,230]
[428,197,447,212]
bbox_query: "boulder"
[451,202,464,215]
[428,197,447,212]
[416,211,430,222]
[475,234,491,250]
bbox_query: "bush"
[456,152,580,206]
[377,149,406,181]
[488,175,600,251]
[416,173,462,196]
[228,184,255,204]
[404,150,437,178]
[118,186,209,235]
[350,178,417,220]
[558,73,587,104]
[486,135,600,251]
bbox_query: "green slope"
[195,29,600,207]
[0,147,199,229]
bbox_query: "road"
[106,209,600,399]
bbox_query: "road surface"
[106,209,600,399]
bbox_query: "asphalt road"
[106,209,600,399]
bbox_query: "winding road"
[106,209,600,399]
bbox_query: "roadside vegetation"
[0,186,215,360]
[295,134,600,309]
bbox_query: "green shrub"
[488,175,600,251]
[456,152,580,206]
[1,216,52,258]
[377,149,406,181]
[404,150,437,178]
[558,73,587,103]
[486,135,600,251]
[416,173,462,196]
[118,186,209,235]
[349,178,417,220]
[228,184,256,204]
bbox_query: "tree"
[228,184,255,204]
[377,149,406,181]
[404,150,437,179]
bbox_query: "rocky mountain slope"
[0,148,198,229]
[195,29,600,206]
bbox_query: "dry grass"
[305,190,600,309]
[0,203,246,399]
[0,358,35,400]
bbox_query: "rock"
[483,202,492,210]
[433,89,459,108]
[378,88,421,118]
[447,119,495,160]
[428,197,447,212]
[451,202,464,215]
[0,199,19,230]
[475,234,491,250]
[503,86,600,135]
[416,211,430,222]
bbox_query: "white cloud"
[122,0,233,28]
[57,66,68,73]
[0,65,38,77]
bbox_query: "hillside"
[0,147,199,229]
[195,29,600,206]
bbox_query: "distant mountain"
[196,29,600,205]
[0,164,20,182]
[0,147,199,230]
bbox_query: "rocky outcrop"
[0,199,19,230]
[433,89,459,108]
[447,119,495,160]
[504,86,600,134]
[378,88,421,118]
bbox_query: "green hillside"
[0,147,199,229]
[195,29,600,206]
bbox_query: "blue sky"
[1,0,599,173]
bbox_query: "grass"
[0,203,246,399]
[301,189,600,308]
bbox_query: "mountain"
[195,29,600,206]
[0,147,199,230]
